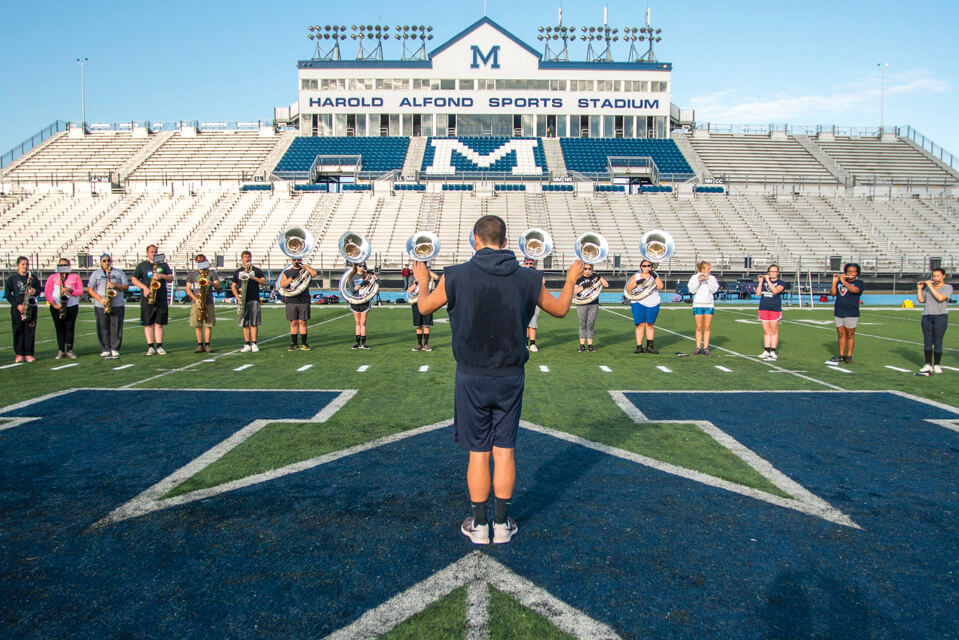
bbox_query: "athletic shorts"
[631,302,660,325]
[693,307,715,316]
[189,304,216,328]
[758,309,782,322]
[238,301,261,327]
[453,371,524,452]
[412,306,433,327]
[528,306,541,329]
[835,316,859,328]
[350,301,371,314]
[285,303,311,322]
[140,301,169,326]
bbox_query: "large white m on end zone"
[425,138,543,175]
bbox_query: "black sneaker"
[634,345,645,354]
[359,344,371,350]
[645,345,659,354]
[288,345,298,351]
[351,344,360,350]
[843,356,852,364]
[578,345,586,352]
[826,356,841,365]
[587,345,596,352]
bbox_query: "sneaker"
[250,343,259,353]
[412,344,422,351]
[826,356,841,365]
[146,346,157,356]
[767,351,778,362]
[578,345,587,352]
[422,344,432,352]
[290,345,299,351]
[359,343,371,350]
[703,348,711,356]
[634,345,645,354]
[66,351,77,359]
[299,344,311,351]
[155,347,167,356]
[111,350,120,358]
[920,364,932,373]
[492,518,518,544]
[693,348,703,356]
[529,344,538,352]
[460,517,490,545]
[645,345,659,354]
[25,356,36,363]
[587,345,596,352]
[934,365,943,374]
[204,345,213,353]
[14,355,24,363]
[843,356,853,365]
[351,344,360,350]
[56,351,64,360]
[240,344,252,353]
[758,351,771,359]
[100,351,110,358]
[195,345,205,353]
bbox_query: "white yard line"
[656,365,672,373]
[715,365,733,372]
[539,365,550,372]
[234,364,254,372]
[0,362,24,369]
[50,363,79,371]
[113,364,134,370]
[600,365,612,373]
[357,365,369,372]
[418,365,429,372]
[297,364,313,372]
[885,365,911,372]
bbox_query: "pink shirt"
[44,273,84,307]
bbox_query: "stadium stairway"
[540,138,568,178]
[115,131,175,181]
[402,137,427,178]
[792,134,852,184]
[255,131,297,180]
[671,131,712,182]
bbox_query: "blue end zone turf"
[1,391,957,637]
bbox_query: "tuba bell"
[276,226,314,298]
[337,232,379,305]
[518,228,554,261]
[639,229,675,263]
[574,232,609,265]
[406,231,441,262]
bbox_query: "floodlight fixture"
[310,24,351,59]
[398,24,434,60]
[538,17,578,61]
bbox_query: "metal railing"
[1,121,68,171]
[902,125,958,171]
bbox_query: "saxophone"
[196,267,210,325]
[103,267,116,314]
[59,272,69,320]
[237,263,252,318]
[148,260,162,305]
[21,270,37,328]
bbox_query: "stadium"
[1,10,958,640]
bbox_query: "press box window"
[476,79,495,90]
[459,79,474,90]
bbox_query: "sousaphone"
[624,229,675,302]
[276,226,314,297]
[337,232,379,305]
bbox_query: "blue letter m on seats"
[470,45,500,69]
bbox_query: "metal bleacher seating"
[128,131,281,182]
[3,132,150,182]
[685,133,838,184]
[815,136,958,185]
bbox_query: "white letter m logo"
[426,139,542,175]
[470,45,500,69]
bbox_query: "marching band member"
[574,263,608,352]
[185,254,221,353]
[917,268,952,374]
[626,260,663,354]
[688,261,720,355]
[45,258,84,359]
[408,267,439,351]
[5,256,41,363]
[279,257,316,351]
[130,244,173,356]
[828,263,864,365]
[87,253,130,359]
[757,264,785,361]
[349,262,376,350]
[232,250,267,353]
[523,258,540,351]
[412,214,583,545]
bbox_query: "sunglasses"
[101,259,112,263]
[641,264,652,268]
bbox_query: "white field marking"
[941,365,959,372]
[356,365,369,372]
[121,312,352,389]
[600,365,612,373]
[202,358,215,363]
[418,365,429,372]
[734,318,760,324]
[826,365,854,374]
[926,419,959,434]
[596,396,860,529]
[0,362,24,369]
[435,318,449,323]
[716,366,733,372]
[296,364,313,372]
[656,365,672,373]
[93,410,464,530]
[885,365,911,372]
[113,364,134,370]
[539,365,550,373]
[726,308,959,353]
[234,364,253,372]
[466,580,491,640]
[50,363,79,371]
[322,551,622,640]
[0,416,41,432]
[601,308,844,391]
[794,319,834,325]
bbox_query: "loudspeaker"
[829,256,842,271]
[929,257,942,271]
[215,255,224,268]
[744,256,753,269]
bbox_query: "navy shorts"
[454,371,524,452]
[412,306,433,327]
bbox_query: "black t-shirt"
[575,274,602,305]
[758,278,785,312]
[280,266,311,304]
[133,260,172,305]
[233,266,264,302]
[4,273,41,306]
[834,278,865,317]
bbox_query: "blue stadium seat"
[274,137,410,176]
[560,138,694,180]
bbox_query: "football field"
[1,301,957,638]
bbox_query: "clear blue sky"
[2,0,957,156]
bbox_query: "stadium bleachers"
[421,137,547,176]
[3,132,150,182]
[273,137,410,177]
[816,136,958,185]
[560,138,694,179]
[128,131,281,181]
[684,133,838,184]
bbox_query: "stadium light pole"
[76,57,88,133]
[878,62,888,133]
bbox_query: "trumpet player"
[232,250,266,353]
[4,256,41,363]
[574,263,609,352]
[917,268,952,374]
[45,258,84,359]
[827,263,864,365]
[186,254,221,353]
[131,244,173,356]
[756,264,785,361]
[88,253,130,359]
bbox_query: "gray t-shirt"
[88,268,129,308]
[186,270,220,305]
[922,283,953,316]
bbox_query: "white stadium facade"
[1,16,957,282]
